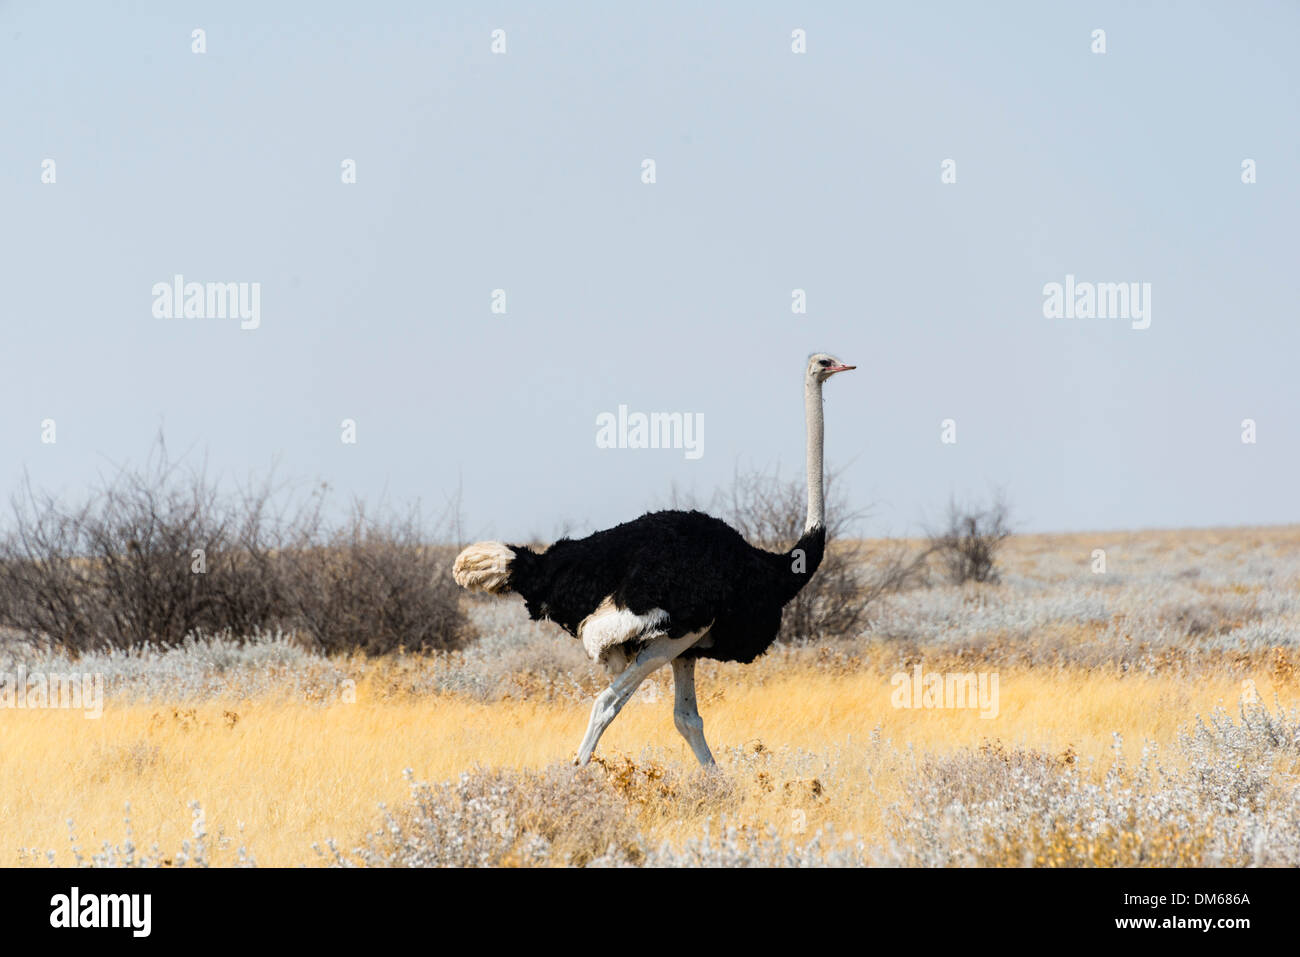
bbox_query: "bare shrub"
[0,443,244,650]
[0,437,469,654]
[857,537,933,606]
[928,492,1013,585]
[275,503,469,655]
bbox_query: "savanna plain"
[4,526,1300,867]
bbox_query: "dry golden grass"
[6,524,1298,866]
[4,659,1296,866]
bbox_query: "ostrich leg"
[575,630,705,766]
[671,656,715,766]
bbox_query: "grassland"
[3,526,1299,866]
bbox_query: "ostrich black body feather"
[501,509,825,664]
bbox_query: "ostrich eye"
[818,359,832,367]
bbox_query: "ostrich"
[452,353,855,766]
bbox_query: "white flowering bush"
[878,702,1300,867]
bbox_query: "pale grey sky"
[2,1,1297,542]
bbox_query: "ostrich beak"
[827,363,856,374]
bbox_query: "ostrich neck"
[804,377,825,532]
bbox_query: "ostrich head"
[806,352,856,384]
